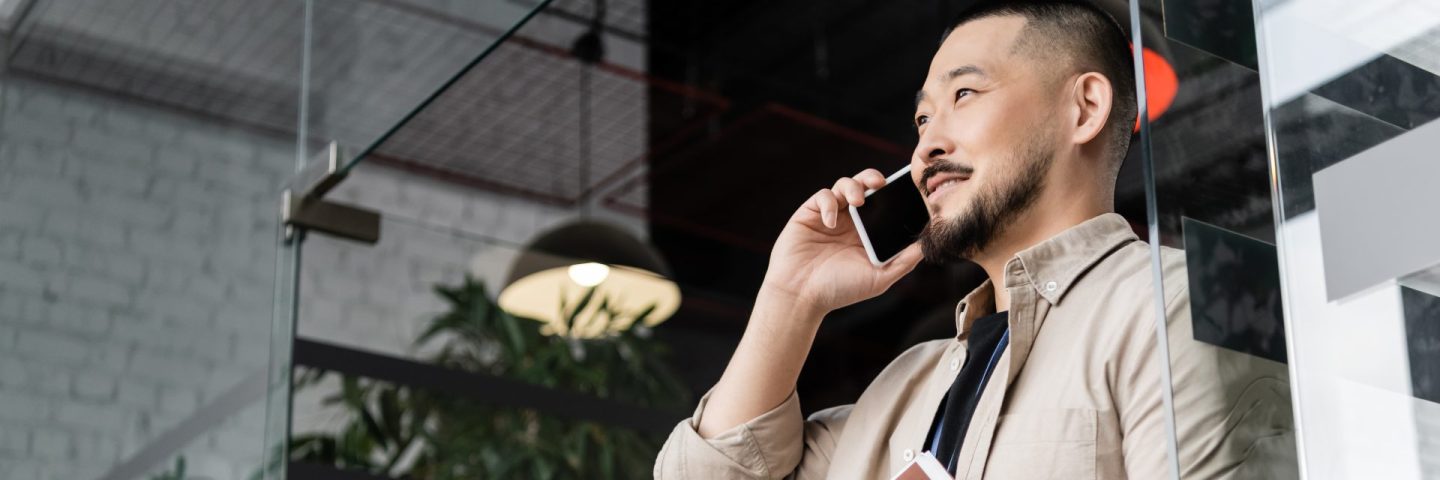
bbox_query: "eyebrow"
[914,64,989,108]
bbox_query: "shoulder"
[1093,240,1186,280]
[856,338,950,395]
[805,339,948,426]
[1063,241,1191,350]
[889,338,952,366]
[844,338,951,398]
[1086,241,1190,306]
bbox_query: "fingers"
[808,188,841,228]
[806,169,891,229]
[855,168,887,189]
[832,177,866,206]
[835,168,887,207]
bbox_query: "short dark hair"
[943,0,1137,170]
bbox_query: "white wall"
[0,78,291,480]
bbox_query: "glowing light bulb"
[567,262,610,287]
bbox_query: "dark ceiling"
[648,0,961,148]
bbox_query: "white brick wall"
[0,77,292,480]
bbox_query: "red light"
[1134,46,1178,132]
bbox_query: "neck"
[969,185,1110,312]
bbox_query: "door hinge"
[282,142,381,244]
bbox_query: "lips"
[925,173,969,199]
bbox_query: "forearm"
[696,289,826,438]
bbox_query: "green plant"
[289,276,689,479]
[149,457,185,480]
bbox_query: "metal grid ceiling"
[9,0,308,132]
[547,0,647,36]
[371,36,647,203]
[9,0,723,205]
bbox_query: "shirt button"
[1045,281,1058,292]
[903,449,915,462]
[950,358,960,371]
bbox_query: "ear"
[1069,72,1113,147]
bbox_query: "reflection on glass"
[1255,0,1440,477]
[1182,218,1287,364]
[1133,0,1300,477]
[0,1,303,478]
[1404,287,1440,405]
[302,0,554,171]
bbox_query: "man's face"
[910,15,1062,263]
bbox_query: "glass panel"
[0,0,303,479]
[1131,0,1301,477]
[300,0,554,171]
[284,2,674,477]
[260,237,301,480]
[1254,0,1440,477]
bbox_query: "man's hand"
[696,169,925,439]
[762,168,926,318]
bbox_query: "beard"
[919,135,1055,264]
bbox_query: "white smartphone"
[889,451,953,480]
[848,165,931,266]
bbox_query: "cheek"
[958,103,1013,147]
[943,118,1003,167]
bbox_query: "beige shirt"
[655,213,1293,479]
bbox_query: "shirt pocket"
[984,408,1097,480]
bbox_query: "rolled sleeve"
[656,388,840,479]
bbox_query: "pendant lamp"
[498,221,680,338]
[498,6,680,338]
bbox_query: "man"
[655,1,1291,478]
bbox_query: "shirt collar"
[953,213,1138,337]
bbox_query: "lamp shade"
[497,221,681,338]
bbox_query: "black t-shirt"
[923,311,1010,474]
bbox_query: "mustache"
[919,161,975,196]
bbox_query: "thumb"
[876,243,924,285]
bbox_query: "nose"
[912,123,955,168]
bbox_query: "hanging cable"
[570,0,606,215]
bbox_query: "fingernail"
[826,211,836,228]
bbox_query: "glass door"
[1126,0,1300,477]
[0,1,306,479]
[1134,0,1440,477]
[0,0,552,478]
[275,1,670,479]
[1253,0,1440,477]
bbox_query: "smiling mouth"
[924,172,971,200]
[920,163,975,199]
[929,178,965,198]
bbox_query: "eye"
[955,88,975,102]
[914,115,930,128]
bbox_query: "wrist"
[753,286,827,329]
